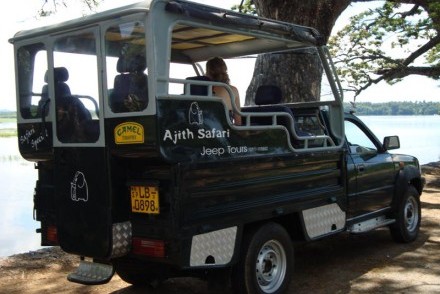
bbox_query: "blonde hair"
[206,57,230,84]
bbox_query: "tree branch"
[402,34,440,66]
[397,4,420,18]
[377,66,440,79]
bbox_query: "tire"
[232,222,294,294]
[390,185,421,243]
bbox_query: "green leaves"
[329,1,440,97]
[38,0,100,18]
[231,0,257,15]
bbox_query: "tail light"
[39,225,58,246]
[132,237,165,258]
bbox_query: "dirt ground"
[0,163,439,294]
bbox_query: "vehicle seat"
[242,85,310,147]
[185,75,211,96]
[41,67,93,142]
[110,55,148,112]
[38,67,72,117]
[56,94,93,143]
[255,85,282,105]
[243,85,293,126]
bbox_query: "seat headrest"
[185,76,211,96]
[186,76,211,82]
[44,67,69,83]
[117,55,147,73]
[255,85,282,105]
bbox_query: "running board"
[348,216,395,234]
[67,260,114,285]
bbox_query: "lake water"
[0,115,439,257]
[0,137,40,257]
[359,116,440,164]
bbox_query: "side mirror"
[383,136,400,150]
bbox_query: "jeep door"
[345,115,396,218]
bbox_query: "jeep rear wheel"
[232,222,294,294]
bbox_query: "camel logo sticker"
[188,102,203,125]
[71,171,89,202]
[114,122,145,144]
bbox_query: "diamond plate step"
[67,260,114,285]
[348,216,395,234]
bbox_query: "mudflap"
[55,147,112,258]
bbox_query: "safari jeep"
[10,0,424,293]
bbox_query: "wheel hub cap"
[404,196,419,232]
[255,240,287,293]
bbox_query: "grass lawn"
[0,117,17,137]
[0,129,17,137]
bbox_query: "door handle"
[357,164,365,173]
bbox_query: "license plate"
[130,185,159,214]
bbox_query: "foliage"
[39,0,100,17]
[231,0,257,15]
[344,101,440,115]
[330,1,440,98]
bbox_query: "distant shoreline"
[345,101,440,116]
[1,112,438,121]
[0,117,17,137]
[0,113,439,139]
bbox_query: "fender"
[392,165,422,212]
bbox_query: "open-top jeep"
[10,1,424,293]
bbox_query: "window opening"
[17,44,48,119]
[345,120,377,154]
[53,31,100,143]
[105,21,148,113]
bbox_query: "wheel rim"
[255,239,287,293]
[404,196,419,232]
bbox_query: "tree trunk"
[245,51,323,104]
[245,0,350,104]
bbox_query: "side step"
[67,260,114,285]
[348,215,395,234]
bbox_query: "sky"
[1,0,439,111]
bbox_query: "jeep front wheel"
[390,185,421,243]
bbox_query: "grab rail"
[162,77,337,150]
